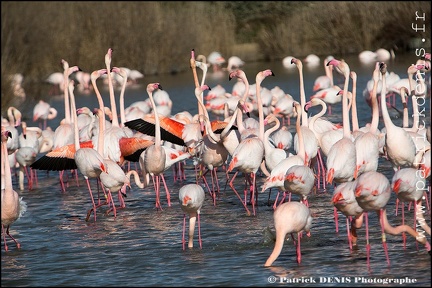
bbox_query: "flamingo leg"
[379,209,390,266]
[228,171,251,216]
[365,212,371,268]
[197,212,202,249]
[182,213,187,250]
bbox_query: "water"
[2,53,431,287]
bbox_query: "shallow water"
[2,53,431,287]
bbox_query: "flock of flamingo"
[1,47,431,268]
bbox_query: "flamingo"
[262,113,287,174]
[32,100,57,129]
[332,180,364,250]
[260,103,304,208]
[281,102,315,206]
[102,48,132,165]
[51,59,81,192]
[45,71,64,95]
[353,62,380,179]
[326,58,356,184]
[3,106,22,155]
[207,51,226,72]
[69,80,108,222]
[1,127,27,252]
[225,56,245,72]
[227,69,275,216]
[312,56,334,91]
[355,171,431,267]
[179,183,205,250]
[270,125,292,152]
[392,167,430,246]
[291,57,319,166]
[264,201,312,266]
[379,62,417,171]
[16,122,41,191]
[139,83,172,210]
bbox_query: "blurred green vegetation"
[1,1,431,113]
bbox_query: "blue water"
[2,53,431,287]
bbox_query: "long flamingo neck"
[106,65,119,127]
[342,75,351,139]
[240,75,250,102]
[69,84,80,152]
[380,71,393,129]
[256,77,264,141]
[149,91,161,147]
[401,92,409,128]
[351,75,359,132]
[298,65,308,127]
[264,118,280,151]
[295,107,306,161]
[91,77,106,154]
[2,138,13,190]
[411,96,420,131]
[7,108,15,126]
[119,76,127,126]
[310,101,327,132]
[369,79,379,134]
[190,51,202,115]
[264,232,285,267]
[63,70,71,124]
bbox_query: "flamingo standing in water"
[139,83,171,210]
[355,171,431,267]
[379,62,417,171]
[179,183,205,250]
[353,62,381,179]
[227,69,275,216]
[33,100,58,130]
[264,201,312,266]
[68,80,108,222]
[1,127,27,252]
[52,59,81,192]
[326,59,356,185]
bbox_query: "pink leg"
[379,209,390,266]
[85,178,97,222]
[161,174,171,207]
[197,213,202,249]
[334,206,339,233]
[401,201,406,249]
[229,171,251,216]
[2,224,9,252]
[347,217,352,251]
[296,231,302,264]
[365,212,370,268]
[182,213,186,250]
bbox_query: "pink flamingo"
[179,183,205,250]
[32,100,58,130]
[326,59,356,185]
[264,201,312,266]
[392,167,430,248]
[353,62,380,179]
[355,171,431,267]
[332,179,364,249]
[139,83,172,210]
[1,127,27,252]
[227,69,275,216]
[69,80,108,222]
[52,59,81,192]
[283,104,315,207]
[379,62,417,171]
